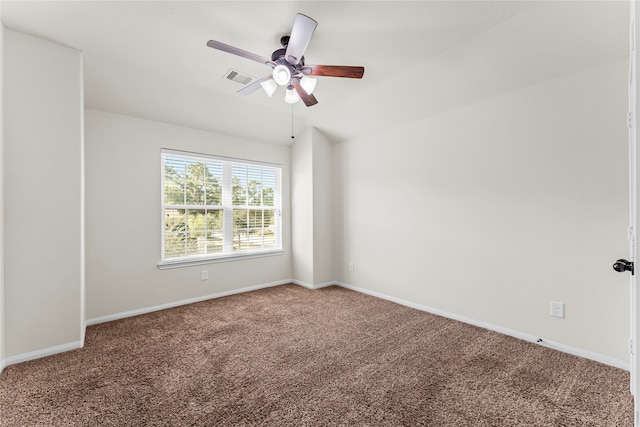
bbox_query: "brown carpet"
[0,284,634,426]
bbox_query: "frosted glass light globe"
[272,65,291,86]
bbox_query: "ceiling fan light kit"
[207,13,364,107]
[300,76,317,95]
[285,85,301,104]
[272,64,292,86]
[260,79,278,98]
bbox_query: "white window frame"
[158,149,283,269]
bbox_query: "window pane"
[247,166,263,206]
[165,208,186,232]
[233,209,249,250]
[262,169,276,207]
[164,232,186,258]
[205,210,223,234]
[164,209,223,259]
[206,211,223,254]
[190,231,207,256]
[164,208,186,257]
[164,157,186,205]
[232,165,248,206]
[261,210,276,249]
[233,209,276,250]
[205,230,223,254]
[205,161,223,206]
[185,160,206,205]
[232,164,277,207]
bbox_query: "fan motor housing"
[271,48,286,62]
[272,36,304,65]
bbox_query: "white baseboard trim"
[334,281,630,371]
[291,279,335,290]
[87,279,334,327]
[1,340,84,371]
[86,279,292,326]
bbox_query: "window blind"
[161,149,282,264]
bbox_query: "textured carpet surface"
[0,284,634,426]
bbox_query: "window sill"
[157,250,285,270]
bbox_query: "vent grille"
[224,69,253,85]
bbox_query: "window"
[160,149,282,266]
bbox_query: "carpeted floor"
[0,284,634,426]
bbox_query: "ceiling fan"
[207,13,364,107]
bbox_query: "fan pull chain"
[291,104,295,139]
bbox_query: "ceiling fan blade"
[301,65,365,79]
[237,74,274,96]
[284,14,317,65]
[207,40,274,67]
[292,80,318,107]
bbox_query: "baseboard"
[86,279,334,326]
[334,281,630,371]
[85,279,292,326]
[1,340,84,371]
[291,279,335,290]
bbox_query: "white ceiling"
[0,1,630,145]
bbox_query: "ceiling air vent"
[223,69,253,85]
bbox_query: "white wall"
[84,109,291,320]
[312,129,333,285]
[334,58,630,363]
[291,129,314,285]
[0,6,5,369]
[3,29,84,357]
[291,128,334,287]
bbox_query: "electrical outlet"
[550,301,564,318]
[348,262,354,272]
[201,270,208,281]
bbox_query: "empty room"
[0,1,638,425]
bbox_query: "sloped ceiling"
[0,1,629,145]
